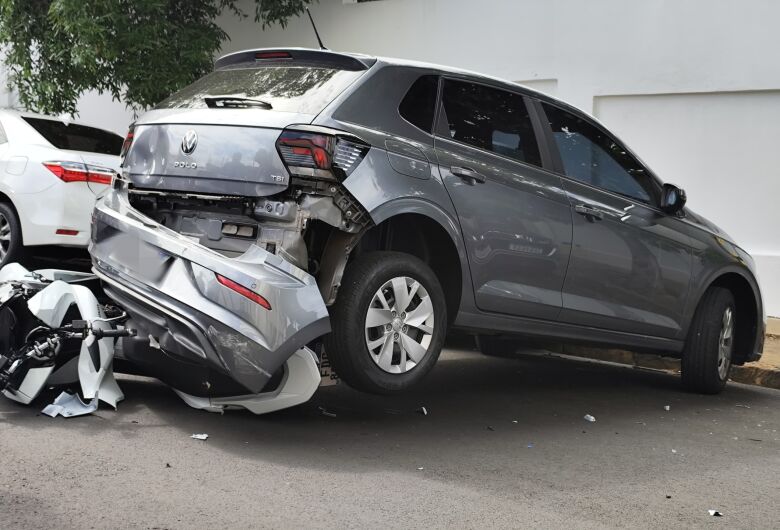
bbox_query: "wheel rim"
[717,306,734,380]
[364,276,435,374]
[0,213,10,262]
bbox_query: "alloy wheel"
[0,212,10,262]
[717,306,734,380]
[364,276,435,374]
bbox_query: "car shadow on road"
[6,345,776,474]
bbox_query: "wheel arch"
[689,267,764,364]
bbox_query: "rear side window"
[399,75,438,133]
[22,117,122,155]
[0,120,7,144]
[157,65,365,115]
[542,103,659,203]
[440,79,542,167]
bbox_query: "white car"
[0,110,123,266]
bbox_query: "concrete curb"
[554,344,780,391]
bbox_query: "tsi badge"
[175,130,199,169]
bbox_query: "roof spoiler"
[215,48,376,71]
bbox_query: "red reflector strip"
[216,274,272,310]
[56,229,79,236]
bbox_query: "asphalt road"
[1,346,778,529]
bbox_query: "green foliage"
[0,0,313,115]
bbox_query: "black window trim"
[433,74,555,173]
[532,98,669,213]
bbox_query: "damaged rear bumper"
[90,188,330,397]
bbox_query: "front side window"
[440,79,542,167]
[542,103,658,204]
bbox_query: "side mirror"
[660,183,687,215]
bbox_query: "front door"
[539,101,691,338]
[434,78,572,321]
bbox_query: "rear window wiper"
[203,96,273,109]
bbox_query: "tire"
[0,202,24,268]
[681,287,736,394]
[476,335,521,357]
[324,251,447,394]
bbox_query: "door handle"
[450,166,486,184]
[574,203,604,222]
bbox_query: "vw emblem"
[181,130,198,155]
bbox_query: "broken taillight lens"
[276,128,369,180]
[216,274,272,311]
[43,161,115,185]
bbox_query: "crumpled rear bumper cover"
[90,189,330,395]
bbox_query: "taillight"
[276,128,369,180]
[120,128,134,163]
[216,274,272,310]
[43,161,116,185]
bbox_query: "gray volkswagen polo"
[91,48,764,401]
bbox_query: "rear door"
[433,78,572,320]
[537,101,692,338]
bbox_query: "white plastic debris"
[664,405,671,411]
[584,414,596,422]
[708,510,723,517]
[41,391,98,418]
[417,406,428,416]
[417,467,424,471]
[191,433,209,441]
[671,449,677,454]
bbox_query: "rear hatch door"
[124,50,370,197]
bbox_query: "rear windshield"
[156,65,364,114]
[23,117,123,155]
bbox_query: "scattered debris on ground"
[664,405,671,411]
[191,433,209,441]
[318,406,337,418]
[417,406,428,416]
[41,392,98,418]
[584,414,596,422]
[708,510,723,517]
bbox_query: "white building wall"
[3,0,779,314]
[218,0,780,316]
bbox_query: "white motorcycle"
[0,264,129,416]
